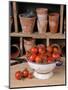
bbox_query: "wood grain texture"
[10,32,65,39]
[13,2,18,32]
[10,62,65,88]
[60,5,64,33]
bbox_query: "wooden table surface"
[10,62,65,88]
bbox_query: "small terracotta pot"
[19,14,36,34]
[10,44,20,59]
[49,13,59,33]
[24,38,35,52]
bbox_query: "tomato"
[23,68,29,77]
[35,55,42,63]
[53,47,58,53]
[28,72,33,79]
[38,47,46,54]
[47,59,52,63]
[31,47,38,54]
[47,57,54,63]
[37,44,46,54]
[52,53,60,59]
[47,46,53,53]
[39,53,46,61]
[29,54,36,62]
[26,51,31,58]
[15,71,22,80]
[46,52,52,57]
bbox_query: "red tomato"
[46,52,52,57]
[53,47,58,53]
[47,56,54,61]
[31,47,38,54]
[37,44,46,54]
[38,47,46,54]
[35,56,42,63]
[47,59,52,63]
[15,71,22,80]
[47,46,53,53]
[29,54,36,62]
[26,51,31,58]
[28,72,33,79]
[47,57,54,63]
[39,53,46,61]
[52,53,60,59]
[23,68,29,77]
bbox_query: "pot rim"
[36,8,48,12]
[19,14,36,19]
[49,13,59,17]
[28,60,56,66]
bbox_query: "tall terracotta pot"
[36,8,48,33]
[19,14,36,34]
[49,13,59,33]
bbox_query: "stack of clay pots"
[36,8,48,34]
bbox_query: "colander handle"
[56,60,63,66]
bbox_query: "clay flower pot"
[19,14,36,34]
[10,44,20,59]
[37,20,48,33]
[36,8,48,19]
[24,38,35,52]
[49,13,59,33]
[36,8,48,33]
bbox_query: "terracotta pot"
[24,38,35,52]
[36,8,48,15]
[36,8,48,20]
[36,8,48,33]
[10,44,20,59]
[49,13,59,33]
[37,20,48,33]
[19,14,36,34]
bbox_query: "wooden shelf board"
[10,32,65,39]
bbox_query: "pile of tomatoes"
[15,68,33,80]
[26,44,61,64]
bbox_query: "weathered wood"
[60,5,64,33]
[47,38,49,46]
[20,37,23,56]
[10,32,65,39]
[13,1,18,32]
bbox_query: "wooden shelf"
[10,32,65,39]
